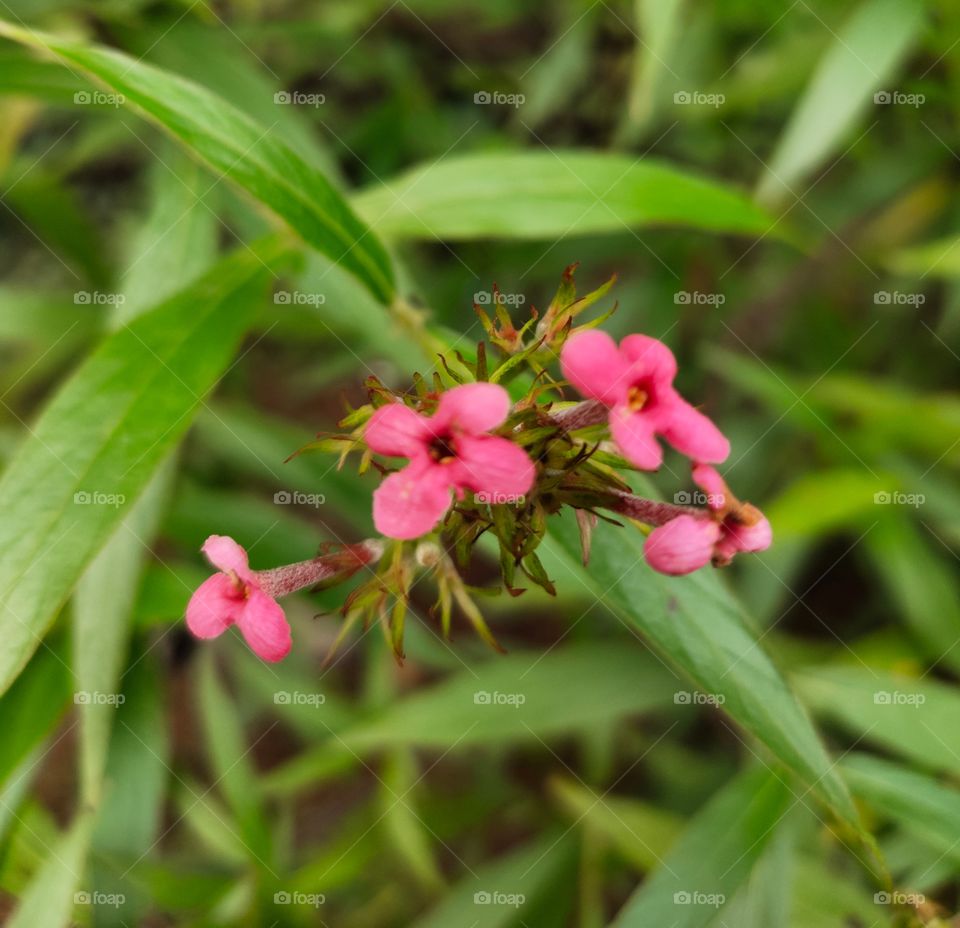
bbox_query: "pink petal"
[560,330,631,406]
[202,535,253,582]
[186,573,242,639]
[372,462,454,539]
[236,589,291,662]
[691,463,728,511]
[620,334,678,388]
[452,434,536,500]
[658,396,730,464]
[644,515,720,576]
[365,403,431,458]
[609,404,663,470]
[720,515,773,557]
[433,383,511,434]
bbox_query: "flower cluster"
[185,266,771,661]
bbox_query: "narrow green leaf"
[612,767,792,928]
[795,664,960,773]
[0,21,395,303]
[0,237,288,695]
[756,0,924,204]
[353,151,781,241]
[543,509,859,827]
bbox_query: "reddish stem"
[256,540,383,598]
[550,399,608,431]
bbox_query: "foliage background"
[0,0,958,926]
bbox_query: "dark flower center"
[428,435,457,463]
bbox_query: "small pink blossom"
[560,330,729,469]
[186,535,291,662]
[365,383,535,539]
[643,465,772,576]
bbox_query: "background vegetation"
[0,0,958,925]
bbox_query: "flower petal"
[237,589,291,662]
[644,515,720,576]
[365,403,431,458]
[620,334,678,387]
[372,462,453,539]
[720,515,773,558]
[691,463,728,511]
[560,330,631,406]
[658,396,730,464]
[609,404,663,470]
[433,383,511,434]
[186,573,242,639]
[202,535,253,581]
[452,434,536,500]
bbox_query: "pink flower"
[643,464,772,576]
[365,383,535,539]
[186,535,291,662]
[560,330,729,469]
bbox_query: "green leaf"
[7,812,95,928]
[0,21,395,304]
[340,640,677,751]
[756,0,924,204]
[888,234,960,278]
[410,833,577,928]
[72,456,175,805]
[543,509,859,827]
[352,151,781,241]
[611,766,792,928]
[795,664,960,773]
[0,237,289,696]
[841,752,960,868]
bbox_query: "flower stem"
[550,399,608,431]
[603,490,700,527]
[256,539,384,598]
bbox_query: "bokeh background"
[1,0,959,926]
